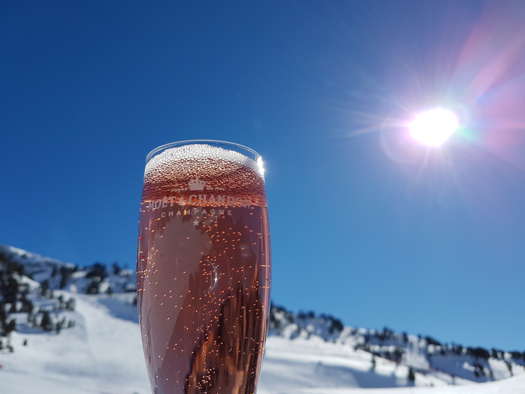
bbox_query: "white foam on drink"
[145,144,263,178]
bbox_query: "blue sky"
[2,1,524,350]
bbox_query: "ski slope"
[0,294,523,394]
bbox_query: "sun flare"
[408,108,459,147]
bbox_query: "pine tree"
[40,311,53,331]
[65,298,76,311]
[408,367,416,384]
[57,295,64,309]
[59,266,72,289]
[5,276,19,303]
[40,280,50,297]
[5,319,16,335]
[112,262,122,276]
[86,279,100,294]
[0,302,6,332]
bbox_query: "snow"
[282,375,525,394]
[1,244,523,393]
[1,294,524,394]
[0,295,149,394]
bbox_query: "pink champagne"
[137,143,270,394]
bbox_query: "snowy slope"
[1,295,148,394]
[1,294,524,394]
[283,376,525,394]
[0,244,136,294]
[259,337,525,394]
[1,245,524,393]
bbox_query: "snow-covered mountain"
[0,245,136,294]
[268,305,525,385]
[0,245,524,394]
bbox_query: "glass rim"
[145,139,261,163]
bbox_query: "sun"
[408,107,459,147]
